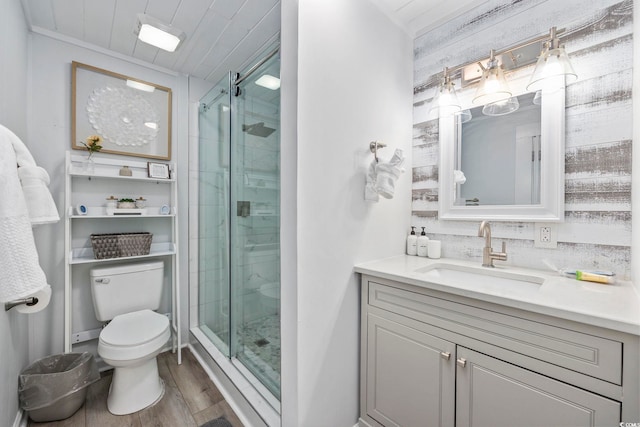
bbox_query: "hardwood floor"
[28,348,244,427]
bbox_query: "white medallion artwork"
[86,86,159,147]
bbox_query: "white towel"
[0,124,60,225]
[0,125,53,302]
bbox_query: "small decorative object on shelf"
[117,198,135,209]
[106,196,117,215]
[79,135,102,174]
[119,165,132,176]
[147,162,170,179]
[135,197,147,208]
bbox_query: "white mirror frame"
[439,84,565,222]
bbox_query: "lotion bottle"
[417,227,429,257]
[407,227,417,256]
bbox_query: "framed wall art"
[72,61,172,160]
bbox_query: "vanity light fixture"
[527,27,577,92]
[482,96,520,116]
[428,67,461,117]
[472,50,512,105]
[135,14,185,52]
[456,109,473,123]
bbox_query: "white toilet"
[90,261,170,415]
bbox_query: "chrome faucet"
[477,220,507,268]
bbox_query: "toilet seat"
[99,309,170,362]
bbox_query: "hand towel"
[0,124,59,225]
[364,160,379,202]
[375,149,405,199]
[0,126,51,303]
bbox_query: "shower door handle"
[237,201,250,217]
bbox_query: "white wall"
[26,33,190,361]
[0,0,31,424]
[294,0,413,425]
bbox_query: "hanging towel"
[364,160,379,202]
[0,124,59,225]
[0,125,54,303]
[374,149,405,199]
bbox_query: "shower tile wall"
[411,0,633,277]
[235,97,280,324]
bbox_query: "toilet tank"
[90,261,164,322]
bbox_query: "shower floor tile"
[237,314,281,395]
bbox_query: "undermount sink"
[415,263,545,292]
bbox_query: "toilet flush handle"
[95,278,110,284]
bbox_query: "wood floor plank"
[26,350,246,427]
[165,348,225,414]
[192,400,245,427]
[84,373,142,427]
[138,353,197,427]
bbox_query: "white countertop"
[355,255,640,335]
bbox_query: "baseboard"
[13,409,28,427]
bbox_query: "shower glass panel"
[197,47,280,402]
[198,80,231,357]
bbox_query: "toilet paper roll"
[15,285,51,314]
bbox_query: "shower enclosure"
[195,47,281,406]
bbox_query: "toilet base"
[106,357,165,415]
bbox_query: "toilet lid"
[101,309,169,347]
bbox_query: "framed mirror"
[439,79,565,222]
[72,61,172,160]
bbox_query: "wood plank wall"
[412,0,633,278]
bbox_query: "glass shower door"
[229,50,281,399]
[197,46,280,405]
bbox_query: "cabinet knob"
[440,351,451,360]
[456,358,467,368]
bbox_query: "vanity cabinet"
[64,152,181,362]
[359,274,638,427]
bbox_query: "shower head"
[242,122,276,138]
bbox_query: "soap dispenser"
[406,227,417,256]
[417,227,429,257]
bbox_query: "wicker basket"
[90,232,153,259]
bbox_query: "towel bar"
[5,297,39,311]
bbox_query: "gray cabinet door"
[366,313,455,427]
[456,347,620,427]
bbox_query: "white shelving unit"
[64,152,181,363]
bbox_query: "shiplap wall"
[412,0,633,277]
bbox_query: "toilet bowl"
[89,261,168,415]
[98,309,170,415]
[259,282,280,314]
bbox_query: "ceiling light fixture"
[126,79,155,92]
[135,14,185,52]
[527,27,577,92]
[255,74,281,90]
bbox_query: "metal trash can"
[18,352,100,422]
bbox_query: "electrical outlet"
[540,226,551,242]
[534,223,557,248]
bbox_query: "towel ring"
[369,141,387,163]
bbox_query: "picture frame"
[72,61,172,160]
[147,162,171,179]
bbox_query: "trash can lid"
[101,309,169,346]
